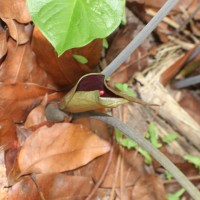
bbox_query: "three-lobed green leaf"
[26,0,124,55]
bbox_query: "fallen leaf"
[131,174,167,200]
[92,144,145,188]
[31,26,102,88]
[24,95,48,128]
[178,91,200,124]
[0,0,31,23]
[17,123,110,175]
[0,27,7,60]
[2,18,33,44]
[0,39,48,86]
[0,107,17,148]
[8,174,94,200]
[0,83,55,123]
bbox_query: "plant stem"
[102,0,179,78]
[73,111,200,200]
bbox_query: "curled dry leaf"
[24,94,48,128]
[17,123,110,175]
[60,73,151,113]
[0,83,55,123]
[8,174,93,200]
[0,27,8,60]
[1,18,33,44]
[131,174,167,200]
[92,144,145,188]
[0,107,17,149]
[0,39,48,86]
[31,27,102,88]
[0,0,31,23]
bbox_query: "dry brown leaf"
[160,48,195,86]
[0,83,55,123]
[0,39,48,85]
[32,27,102,88]
[133,0,194,12]
[179,91,200,124]
[0,27,7,60]
[131,174,167,200]
[17,123,110,175]
[2,18,32,44]
[8,174,94,200]
[0,0,31,23]
[24,95,48,128]
[0,107,17,149]
[92,145,145,188]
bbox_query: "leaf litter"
[0,0,200,199]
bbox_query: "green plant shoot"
[184,155,200,171]
[73,54,88,64]
[115,83,136,97]
[146,122,162,148]
[162,133,178,144]
[115,129,152,164]
[165,170,173,180]
[167,188,185,200]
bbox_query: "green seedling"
[73,54,88,64]
[184,155,200,171]
[115,129,152,164]
[162,133,178,144]
[115,82,136,97]
[146,122,162,148]
[167,188,185,200]
[103,38,109,49]
[165,170,173,180]
[137,147,152,165]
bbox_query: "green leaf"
[27,0,124,56]
[103,38,109,48]
[115,129,137,149]
[165,170,173,180]
[184,154,200,170]
[167,188,185,200]
[137,147,152,165]
[73,54,88,64]
[115,83,136,97]
[146,122,162,148]
[115,129,152,164]
[121,138,137,149]
[115,128,123,143]
[162,133,178,144]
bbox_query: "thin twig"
[109,150,121,200]
[163,175,200,185]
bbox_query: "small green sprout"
[137,147,152,165]
[184,154,200,171]
[162,133,178,144]
[73,54,88,64]
[146,122,162,148]
[165,170,173,180]
[115,129,152,164]
[115,82,136,97]
[167,188,185,200]
[103,38,109,48]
